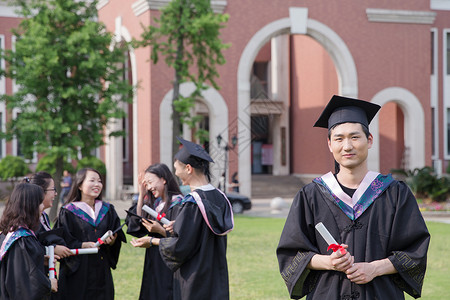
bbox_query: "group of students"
[0,94,432,300]
[0,137,234,300]
[0,167,125,300]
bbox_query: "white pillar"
[271,35,290,175]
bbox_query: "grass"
[112,217,449,299]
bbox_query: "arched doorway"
[370,87,425,172]
[237,8,359,197]
[160,82,229,186]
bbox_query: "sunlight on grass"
[113,218,449,299]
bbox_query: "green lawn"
[113,217,448,299]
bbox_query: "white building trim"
[237,10,359,196]
[104,19,139,200]
[370,87,425,171]
[431,28,439,161]
[431,0,450,11]
[132,0,227,16]
[0,34,5,96]
[366,8,436,24]
[160,82,229,186]
[0,1,20,18]
[444,29,450,160]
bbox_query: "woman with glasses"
[26,171,72,259]
[0,183,58,298]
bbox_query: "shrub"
[404,166,450,202]
[0,155,31,181]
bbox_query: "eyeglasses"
[45,188,57,192]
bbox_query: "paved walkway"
[1,198,450,223]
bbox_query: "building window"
[432,108,435,156]
[447,32,450,75]
[447,109,450,156]
[432,31,435,75]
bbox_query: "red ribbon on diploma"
[97,238,105,245]
[327,244,347,255]
[157,213,166,222]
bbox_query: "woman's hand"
[164,220,175,234]
[82,242,97,248]
[142,219,166,236]
[54,245,73,258]
[50,278,58,293]
[104,233,117,246]
[130,237,151,248]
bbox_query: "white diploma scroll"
[46,246,55,279]
[142,204,170,225]
[70,248,99,255]
[315,222,338,246]
[94,230,113,247]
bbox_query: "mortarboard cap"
[313,95,381,130]
[174,137,214,167]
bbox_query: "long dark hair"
[28,171,53,190]
[65,168,103,204]
[144,163,182,214]
[0,183,44,233]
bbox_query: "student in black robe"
[127,163,183,300]
[54,168,126,300]
[277,95,430,299]
[135,137,234,300]
[26,172,72,257]
[0,183,57,299]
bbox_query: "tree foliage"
[0,0,133,217]
[0,155,30,181]
[134,0,229,152]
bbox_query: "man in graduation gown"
[147,137,234,300]
[277,95,430,299]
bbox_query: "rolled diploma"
[70,248,99,255]
[142,204,170,225]
[46,246,55,279]
[315,222,338,246]
[94,230,113,247]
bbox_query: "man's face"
[327,122,373,171]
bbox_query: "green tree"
[0,0,133,219]
[135,0,229,155]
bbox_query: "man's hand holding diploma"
[307,222,354,272]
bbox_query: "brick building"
[1,1,450,199]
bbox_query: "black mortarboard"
[174,137,214,167]
[313,95,381,129]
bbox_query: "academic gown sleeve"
[159,202,204,271]
[103,204,127,270]
[276,186,321,299]
[0,236,51,300]
[386,182,430,298]
[125,202,149,238]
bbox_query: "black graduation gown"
[126,199,182,300]
[0,230,51,300]
[36,212,66,247]
[53,202,126,300]
[159,186,234,300]
[277,173,430,300]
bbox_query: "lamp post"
[216,134,237,192]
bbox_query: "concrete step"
[251,174,306,199]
